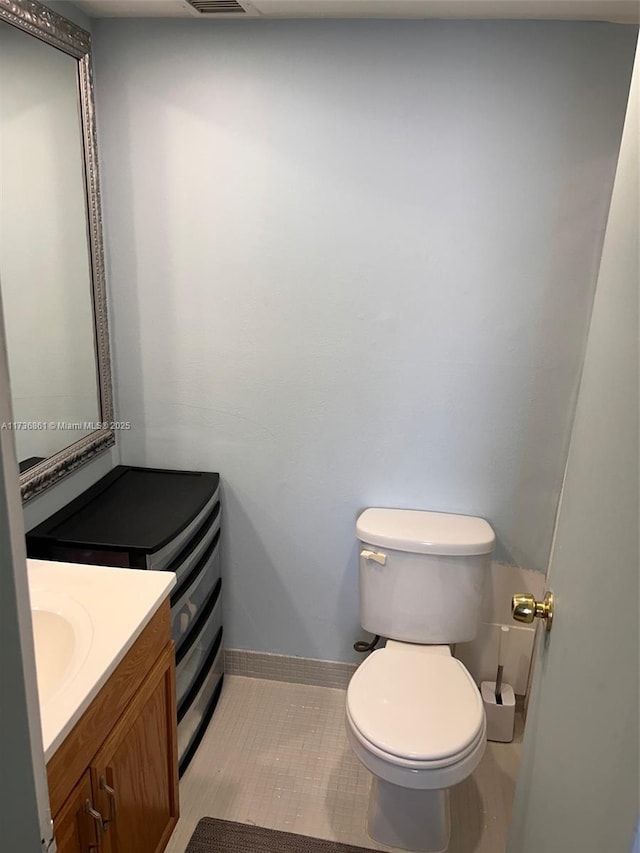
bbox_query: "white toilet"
[345,507,495,853]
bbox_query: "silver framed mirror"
[0,0,114,502]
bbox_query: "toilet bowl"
[346,641,486,852]
[348,507,495,852]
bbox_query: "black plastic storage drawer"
[165,504,221,598]
[176,580,223,711]
[177,631,224,774]
[171,534,221,654]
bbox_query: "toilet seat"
[347,646,484,767]
[346,704,486,771]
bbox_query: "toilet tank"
[357,508,495,644]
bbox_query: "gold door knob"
[512,591,554,632]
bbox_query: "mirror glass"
[0,21,100,471]
[0,0,114,502]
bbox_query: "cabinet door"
[92,643,179,853]
[53,771,102,853]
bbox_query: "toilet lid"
[347,648,484,763]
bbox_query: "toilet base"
[367,778,450,852]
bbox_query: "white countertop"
[27,559,175,761]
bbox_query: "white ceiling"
[72,0,640,23]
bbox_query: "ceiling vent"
[186,0,248,13]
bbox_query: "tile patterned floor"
[166,676,523,853]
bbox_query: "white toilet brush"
[481,625,516,743]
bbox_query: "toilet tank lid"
[356,508,495,556]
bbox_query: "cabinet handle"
[84,800,103,850]
[99,774,117,826]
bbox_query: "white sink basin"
[28,559,175,760]
[30,590,93,706]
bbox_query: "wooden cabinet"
[91,644,178,853]
[48,601,179,853]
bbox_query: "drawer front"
[176,581,223,713]
[147,484,220,571]
[171,533,221,652]
[177,635,224,767]
[163,502,221,589]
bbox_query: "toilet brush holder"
[481,681,516,743]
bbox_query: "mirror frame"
[0,0,115,502]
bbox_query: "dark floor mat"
[185,818,379,853]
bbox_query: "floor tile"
[166,676,523,853]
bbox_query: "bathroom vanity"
[28,559,178,853]
[50,605,177,853]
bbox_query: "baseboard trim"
[224,649,357,690]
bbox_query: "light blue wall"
[92,19,636,662]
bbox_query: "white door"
[506,42,639,853]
